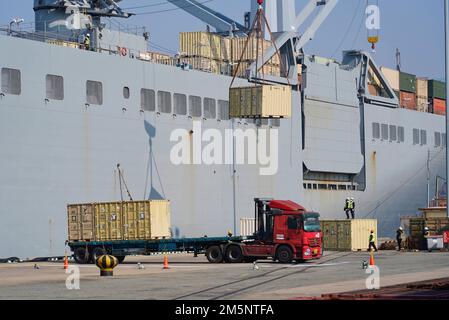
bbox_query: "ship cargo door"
[302,60,364,175]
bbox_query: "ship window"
[174,93,187,115]
[46,74,64,100]
[372,123,380,139]
[443,134,447,147]
[218,100,229,120]
[1,68,21,95]
[271,119,280,127]
[261,119,269,126]
[381,124,388,140]
[420,130,427,145]
[86,80,103,105]
[203,98,216,119]
[413,128,420,145]
[389,125,397,141]
[338,185,347,190]
[123,87,130,99]
[398,126,405,142]
[189,95,202,117]
[141,89,155,111]
[157,91,172,113]
[435,132,441,147]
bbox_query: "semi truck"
[68,198,323,264]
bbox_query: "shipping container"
[68,200,171,242]
[231,36,280,65]
[240,218,256,236]
[229,85,292,118]
[320,219,377,251]
[399,91,417,110]
[399,72,416,93]
[179,32,231,61]
[428,80,446,100]
[416,78,428,98]
[416,96,429,113]
[232,61,280,78]
[432,98,446,115]
[380,67,399,91]
[138,51,172,62]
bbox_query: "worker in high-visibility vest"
[344,197,355,219]
[368,230,378,252]
[84,34,91,51]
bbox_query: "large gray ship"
[0,0,445,257]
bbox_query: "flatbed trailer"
[68,236,254,264]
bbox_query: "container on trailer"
[67,200,171,242]
[229,85,291,118]
[320,219,377,251]
[399,91,417,110]
[399,72,416,93]
[426,235,444,251]
[428,80,446,100]
[380,67,399,91]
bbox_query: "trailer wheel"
[206,246,223,263]
[91,247,107,264]
[74,247,89,264]
[116,256,126,264]
[276,246,293,264]
[225,245,243,263]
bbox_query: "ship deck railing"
[0,22,238,77]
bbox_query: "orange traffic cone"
[163,255,170,270]
[63,252,69,270]
[369,249,375,266]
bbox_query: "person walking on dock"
[344,197,355,219]
[368,230,378,252]
[396,226,404,251]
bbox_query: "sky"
[0,0,445,80]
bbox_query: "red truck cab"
[231,199,323,263]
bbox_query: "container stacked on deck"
[67,200,171,242]
[428,80,446,115]
[399,72,417,110]
[416,78,428,112]
[138,51,173,65]
[179,32,281,77]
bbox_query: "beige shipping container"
[416,96,429,112]
[232,61,281,78]
[180,32,231,61]
[231,36,280,65]
[240,218,256,236]
[416,78,429,112]
[229,85,291,118]
[67,200,171,242]
[320,219,377,251]
[380,67,400,91]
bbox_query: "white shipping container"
[240,218,256,236]
[380,67,400,91]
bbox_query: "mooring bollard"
[95,255,118,276]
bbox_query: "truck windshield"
[303,213,321,232]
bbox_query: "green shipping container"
[428,80,446,100]
[399,72,416,93]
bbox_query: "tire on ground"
[225,245,244,263]
[276,245,293,264]
[74,247,90,264]
[91,247,107,264]
[206,245,223,263]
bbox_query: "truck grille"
[308,238,320,247]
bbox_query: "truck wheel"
[91,247,107,264]
[74,247,89,264]
[225,245,243,263]
[206,246,223,263]
[116,256,126,264]
[276,246,293,264]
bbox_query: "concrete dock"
[0,251,448,300]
